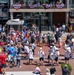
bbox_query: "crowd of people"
[0,24,74,75]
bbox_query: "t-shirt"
[72,38,74,43]
[32,43,35,49]
[50,67,56,74]
[34,67,41,74]
[65,50,71,58]
[16,54,21,60]
[47,36,51,40]
[28,51,33,59]
[0,53,6,64]
[24,46,29,53]
[62,67,69,75]
[38,51,45,58]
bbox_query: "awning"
[6,19,24,25]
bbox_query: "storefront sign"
[56,3,64,9]
[12,4,21,10]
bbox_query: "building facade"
[3,0,74,30]
[0,0,9,25]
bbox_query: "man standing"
[0,47,7,75]
[38,47,45,66]
[62,65,69,75]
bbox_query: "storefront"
[9,0,70,31]
[13,12,52,30]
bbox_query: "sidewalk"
[41,31,74,41]
[6,71,40,75]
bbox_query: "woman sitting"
[33,63,42,75]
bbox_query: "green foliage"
[61,64,72,73]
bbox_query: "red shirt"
[11,35,15,41]
[0,53,6,64]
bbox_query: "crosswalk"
[5,71,40,75]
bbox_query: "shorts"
[29,59,33,61]
[55,57,58,61]
[39,57,44,61]
[65,57,69,60]
[1,64,6,68]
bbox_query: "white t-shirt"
[65,50,71,58]
[52,46,57,53]
[62,24,65,28]
[32,43,35,49]
[50,53,56,60]
[56,28,59,32]
[72,38,74,43]
[28,51,33,59]
[24,46,29,53]
[38,50,45,58]
[34,67,41,74]
[55,51,60,57]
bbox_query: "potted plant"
[61,64,72,75]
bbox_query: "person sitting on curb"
[33,63,42,75]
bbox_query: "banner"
[12,4,21,10]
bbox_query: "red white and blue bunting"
[56,3,65,9]
[12,4,21,10]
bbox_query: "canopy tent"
[5,19,24,33]
[6,19,24,25]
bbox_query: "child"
[16,52,21,67]
[7,54,14,68]
[32,43,36,55]
[28,49,33,65]
[38,47,45,66]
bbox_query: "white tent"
[6,19,24,33]
[6,19,24,25]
